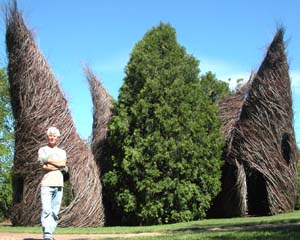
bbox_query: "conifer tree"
[102,23,224,225]
[200,71,231,102]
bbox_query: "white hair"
[47,127,61,137]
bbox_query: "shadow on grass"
[211,225,300,240]
[173,218,300,232]
[169,223,300,240]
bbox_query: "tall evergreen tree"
[0,68,14,220]
[102,23,224,225]
[200,71,231,103]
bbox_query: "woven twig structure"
[209,28,298,217]
[85,66,113,226]
[5,1,104,226]
[84,66,113,174]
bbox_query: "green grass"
[1,211,300,239]
[108,226,300,240]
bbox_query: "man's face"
[47,133,58,147]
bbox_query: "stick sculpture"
[5,1,104,226]
[209,28,298,217]
[84,66,113,175]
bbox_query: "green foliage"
[295,149,300,210]
[226,77,245,93]
[0,68,13,143]
[0,68,14,221]
[0,160,12,220]
[200,71,231,102]
[102,23,224,226]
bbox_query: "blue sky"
[0,0,299,145]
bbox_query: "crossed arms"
[38,147,67,171]
[42,158,66,171]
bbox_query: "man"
[38,127,67,240]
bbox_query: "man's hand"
[47,157,66,168]
[42,163,61,171]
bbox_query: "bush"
[102,22,224,226]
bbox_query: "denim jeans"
[41,186,63,240]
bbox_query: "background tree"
[295,148,300,210]
[102,22,224,226]
[0,68,14,221]
[200,71,231,102]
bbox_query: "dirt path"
[0,232,164,240]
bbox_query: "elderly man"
[38,127,67,240]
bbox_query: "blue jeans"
[41,186,63,240]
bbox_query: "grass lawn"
[1,211,300,239]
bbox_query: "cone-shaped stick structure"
[84,66,113,174]
[209,28,298,217]
[5,1,104,226]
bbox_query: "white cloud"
[290,71,300,97]
[201,57,300,93]
[290,71,299,142]
[200,57,251,89]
